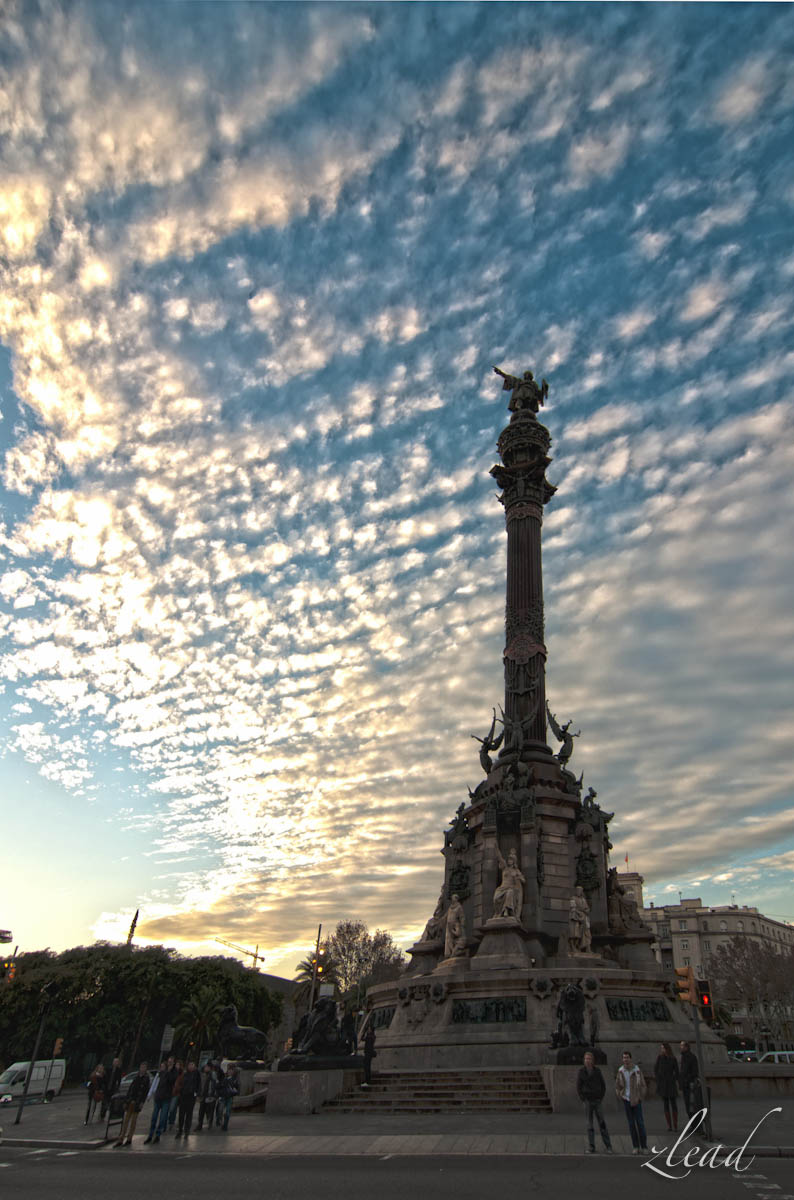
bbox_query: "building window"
[683,957,690,966]
[704,940,711,950]
[679,920,688,930]
[680,940,689,950]
[737,921,744,932]
[720,920,728,931]
[664,960,672,969]
[733,1024,743,1035]
[702,921,710,931]
[659,925,670,936]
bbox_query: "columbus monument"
[364,368,725,1076]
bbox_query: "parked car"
[0,1059,66,1102]
[758,1051,794,1064]
[730,1050,758,1062]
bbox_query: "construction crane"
[215,938,265,969]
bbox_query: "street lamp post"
[308,924,322,1012]
[14,982,54,1126]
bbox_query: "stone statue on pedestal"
[493,847,526,920]
[546,702,581,767]
[444,894,467,957]
[471,708,504,773]
[567,886,592,954]
[419,891,446,943]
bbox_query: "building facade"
[620,872,794,1049]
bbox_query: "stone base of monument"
[406,938,443,974]
[366,963,728,1077]
[553,1044,606,1065]
[472,917,532,969]
[277,1053,364,1073]
[267,1068,362,1115]
[431,954,471,975]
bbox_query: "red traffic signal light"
[696,980,713,1022]
[5,960,16,981]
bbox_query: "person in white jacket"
[615,1051,648,1154]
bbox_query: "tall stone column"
[490,371,556,762]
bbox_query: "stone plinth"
[474,917,532,969]
[405,939,443,974]
[266,1068,360,1114]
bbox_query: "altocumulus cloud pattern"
[0,2,793,972]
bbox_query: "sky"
[1,1,793,980]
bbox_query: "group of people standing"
[83,1054,240,1147]
[577,1040,702,1154]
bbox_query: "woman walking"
[84,1062,106,1124]
[654,1042,680,1131]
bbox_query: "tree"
[292,944,338,1009]
[327,920,405,1002]
[709,937,794,1052]
[0,943,283,1080]
[174,985,225,1059]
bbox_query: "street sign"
[158,1024,175,1059]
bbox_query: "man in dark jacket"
[144,1055,178,1143]
[175,1059,201,1138]
[679,1041,700,1117]
[113,1062,150,1147]
[217,1064,240,1131]
[361,1026,377,1087]
[195,1063,217,1131]
[101,1057,123,1119]
[577,1050,613,1153]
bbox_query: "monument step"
[324,1067,552,1114]
[326,1102,553,1113]
[328,1089,550,1099]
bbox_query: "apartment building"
[618,871,794,1049]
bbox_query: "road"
[1,1147,792,1199]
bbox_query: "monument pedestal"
[432,954,471,976]
[474,917,532,969]
[406,939,443,975]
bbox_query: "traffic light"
[675,965,695,1003]
[53,1037,64,1056]
[696,980,713,1023]
[3,959,16,982]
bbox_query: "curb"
[0,1137,107,1150]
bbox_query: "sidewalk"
[2,1087,791,1158]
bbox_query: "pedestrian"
[101,1056,123,1120]
[361,1025,376,1087]
[679,1040,700,1118]
[175,1059,201,1138]
[576,1050,613,1153]
[654,1042,680,1131]
[217,1064,239,1131]
[195,1063,217,1131]
[113,1061,151,1147]
[214,1064,226,1126]
[84,1063,106,1124]
[144,1055,178,1144]
[168,1059,184,1128]
[615,1050,648,1155]
[340,1009,357,1054]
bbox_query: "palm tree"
[174,985,225,1060]
[292,945,338,1011]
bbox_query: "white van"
[0,1059,66,1102]
[758,1051,794,1065]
